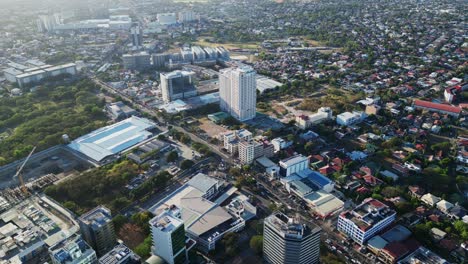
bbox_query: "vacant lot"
[199,117,230,138]
[194,37,259,50]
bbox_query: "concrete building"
[157,13,177,25]
[336,111,367,126]
[5,63,77,88]
[0,195,80,263]
[337,198,396,245]
[122,52,151,71]
[178,11,196,23]
[160,70,197,103]
[186,173,222,200]
[150,211,187,264]
[238,140,255,165]
[219,66,257,122]
[263,212,321,264]
[78,206,117,256]
[191,46,206,61]
[222,129,253,154]
[295,107,333,129]
[398,246,448,264]
[413,99,462,118]
[106,101,138,120]
[152,53,169,68]
[279,155,310,177]
[149,173,255,253]
[49,235,97,264]
[271,137,293,152]
[98,244,140,264]
[130,26,143,48]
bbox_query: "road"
[91,76,234,164]
[251,173,369,264]
[92,75,369,263]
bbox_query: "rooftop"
[186,173,220,194]
[68,116,155,162]
[0,196,78,262]
[79,206,112,229]
[99,244,139,264]
[280,154,309,167]
[49,235,94,264]
[265,212,320,240]
[150,211,184,233]
[398,246,448,264]
[414,99,461,114]
[341,198,396,231]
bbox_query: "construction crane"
[14,146,36,194]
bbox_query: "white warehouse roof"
[68,116,155,162]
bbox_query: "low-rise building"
[98,244,140,264]
[420,193,441,207]
[106,102,138,120]
[337,198,396,245]
[296,107,333,129]
[279,155,309,177]
[271,138,292,152]
[49,235,97,264]
[397,246,449,264]
[413,99,462,118]
[336,111,367,126]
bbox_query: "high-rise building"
[130,26,143,47]
[178,11,196,23]
[337,198,396,245]
[150,210,188,264]
[49,234,98,264]
[263,212,321,264]
[122,52,151,71]
[160,70,197,103]
[219,66,257,121]
[152,53,169,68]
[79,206,117,256]
[157,13,177,25]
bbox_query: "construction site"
[0,145,94,205]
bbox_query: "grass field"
[194,37,259,50]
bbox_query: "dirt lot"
[194,37,259,50]
[199,118,230,138]
[118,223,146,249]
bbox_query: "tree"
[166,151,179,163]
[180,159,195,170]
[134,236,152,258]
[250,235,263,255]
[221,232,239,257]
[381,187,402,198]
[112,214,128,232]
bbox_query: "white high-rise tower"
[219,66,257,121]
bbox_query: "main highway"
[92,74,370,264]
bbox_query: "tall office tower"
[160,70,197,103]
[219,66,257,121]
[150,211,188,264]
[79,206,117,257]
[263,212,321,264]
[49,234,98,264]
[130,26,143,47]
